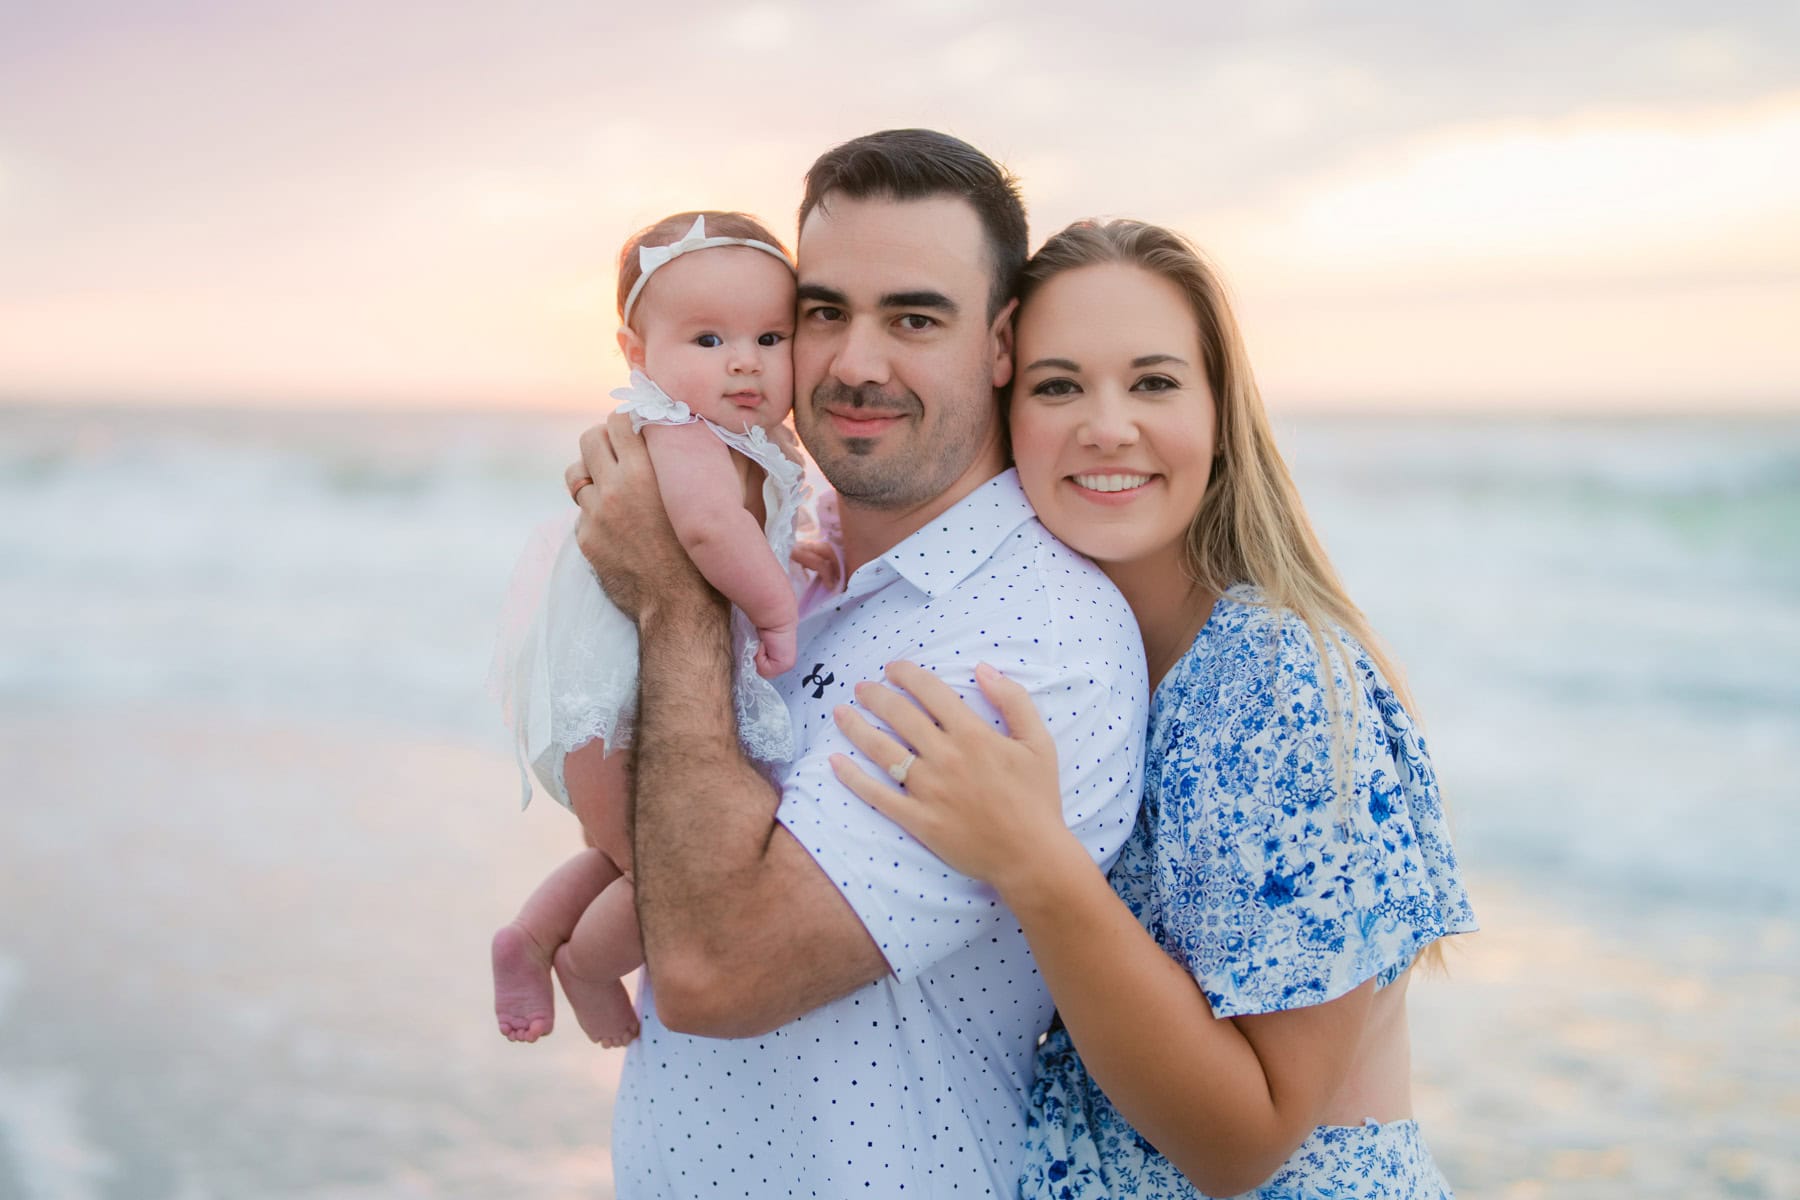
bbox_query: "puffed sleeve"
[1154,605,1476,1018]
[609,370,695,430]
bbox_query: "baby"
[490,211,806,1046]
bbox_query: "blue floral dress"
[1020,586,1478,1199]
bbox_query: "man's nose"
[829,318,890,389]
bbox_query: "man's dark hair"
[799,129,1027,321]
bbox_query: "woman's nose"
[1078,394,1138,450]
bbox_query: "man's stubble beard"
[797,376,1001,512]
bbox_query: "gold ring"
[569,476,594,503]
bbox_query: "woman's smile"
[1066,472,1157,501]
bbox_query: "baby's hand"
[767,421,804,465]
[791,540,843,592]
[755,623,797,678]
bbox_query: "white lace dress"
[491,371,807,809]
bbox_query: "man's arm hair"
[631,590,889,1038]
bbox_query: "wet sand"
[1411,881,1797,1198]
[1,711,626,1198]
[2,710,1794,1198]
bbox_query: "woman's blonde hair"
[1019,219,1444,967]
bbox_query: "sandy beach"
[4,404,1796,1197]
[1409,883,1797,1197]
[1,711,625,1198]
[3,708,1793,1199]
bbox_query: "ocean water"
[2,402,1796,1197]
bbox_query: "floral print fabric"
[1021,586,1476,1198]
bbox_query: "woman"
[830,220,1477,1198]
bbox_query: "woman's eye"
[695,333,723,348]
[757,332,786,347]
[1031,378,1078,398]
[1133,374,1178,392]
[896,314,936,332]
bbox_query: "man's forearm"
[575,410,886,1034]
[630,589,892,1036]
[631,589,782,980]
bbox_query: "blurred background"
[2,3,1796,1197]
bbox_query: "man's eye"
[896,314,936,332]
[1133,374,1178,392]
[695,333,723,348]
[1031,378,1079,398]
[805,306,843,323]
[758,332,786,347]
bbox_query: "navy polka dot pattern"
[612,469,1149,1198]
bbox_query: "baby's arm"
[641,422,798,676]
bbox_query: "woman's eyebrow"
[1022,357,1080,372]
[1131,354,1187,368]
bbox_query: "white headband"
[621,214,791,325]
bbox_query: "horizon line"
[4,391,1798,423]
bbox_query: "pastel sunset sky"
[3,1,1797,411]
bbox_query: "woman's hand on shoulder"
[830,661,1074,894]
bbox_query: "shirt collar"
[872,469,1037,599]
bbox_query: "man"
[571,129,1148,1197]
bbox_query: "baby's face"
[631,247,796,431]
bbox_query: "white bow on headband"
[621,215,791,324]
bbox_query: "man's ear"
[616,325,647,370]
[989,297,1019,390]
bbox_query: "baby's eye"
[758,332,787,347]
[1133,374,1178,392]
[695,333,723,348]
[1031,378,1079,398]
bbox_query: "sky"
[2,1,1797,412]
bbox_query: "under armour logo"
[801,663,835,699]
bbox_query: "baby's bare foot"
[492,921,556,1042]
[553,944,639,1048]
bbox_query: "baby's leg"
[492,848,620,1042]
[564,739,633,873]
[553,876,645,1047]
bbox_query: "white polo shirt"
[612,469,1148,1198]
